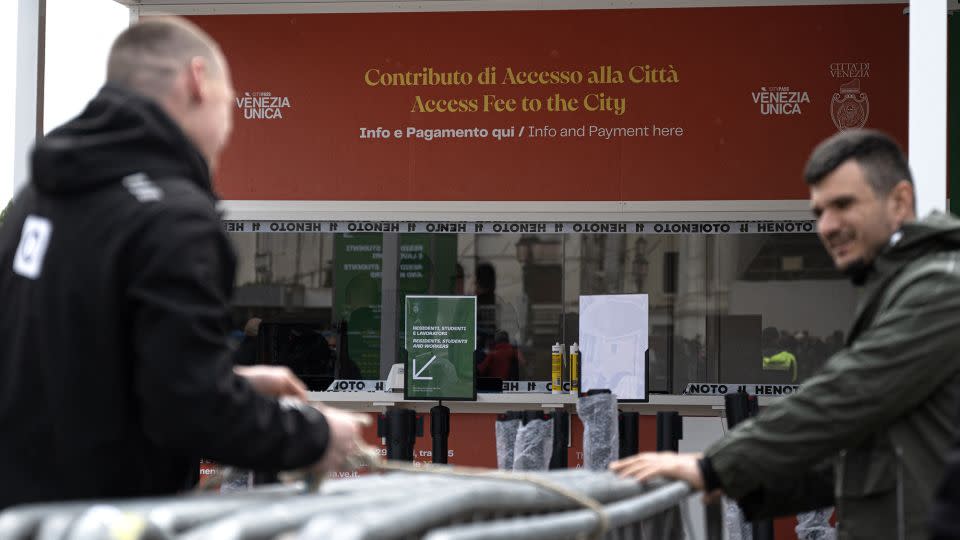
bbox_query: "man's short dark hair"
[107,17,222,100]
[803,129,913,196]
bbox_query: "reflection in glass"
[227,231,856,394]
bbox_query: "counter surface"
[308,391,780,415]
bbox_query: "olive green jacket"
[706,212,960,540]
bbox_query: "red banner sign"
[191,5,907,202]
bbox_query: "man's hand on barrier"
[314,405,371,473]
[610,452,705,491]
[235,365,309,401]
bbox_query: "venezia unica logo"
[751,86,810,116]
[236,91,292,120]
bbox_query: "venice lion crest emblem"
[830,78,869,131]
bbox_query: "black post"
[549,411,569,469]
[724,392,751,430]
[705,500,724,540]
[382,407,417,461]
[725,392,775,539]
[656,411,683,452]
[430,404,450,464]
[748,394,761,417]
[619,411,640,458]
[752,518,776,539]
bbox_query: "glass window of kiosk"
[226,230,857,394]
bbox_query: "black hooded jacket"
[0,85,330,509]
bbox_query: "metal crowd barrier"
[0,470,722,540]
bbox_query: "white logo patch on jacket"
[13,215,53,279]
[122,173,163,202]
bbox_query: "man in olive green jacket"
[612,129,960,540]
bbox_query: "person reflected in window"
[285,325,333,378]
[331,321,362,380]
[477,331,520,381]
[760,326,797,383]
[475,262,497,353]
[233,317,261,366]
[342,272,383,379]
[452,262,465,295]
[825,330,844,356]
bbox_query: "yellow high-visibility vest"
[762,350,797,382]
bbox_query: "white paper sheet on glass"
[579,294,648,401]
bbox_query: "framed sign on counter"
[404,295,477,401]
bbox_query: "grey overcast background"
[1,0,128,209]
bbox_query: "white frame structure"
[8,1,951,411]
[12,1,951,221]
[107,0,943,225]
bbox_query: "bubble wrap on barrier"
[576,392,619,470]
[796,508,836,540]
[725,497,752,540]
[219,469,253,494]
[494,418,521,470]
[512,418,554,471]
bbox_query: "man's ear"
[889,179,916,222]
[184,56,208,104]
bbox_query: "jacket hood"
[853,211,960,287]
[30,84,212,197]
[892,211,960,249]
[880,211,960,264]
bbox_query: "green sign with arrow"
[404,295,477,401]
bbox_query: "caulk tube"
[569,343,580,395]
[551,343,564,394]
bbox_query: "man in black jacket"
[0,17,362,509]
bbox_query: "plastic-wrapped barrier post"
[576,390,619,471]
[725,497,754,540]
[796,508,836,540]
[430,405,450,464]
[512,412,554,471]
[219,469,253,493]
[495,411,522,470]
[619,411,640,458]
[549,410,569,469]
